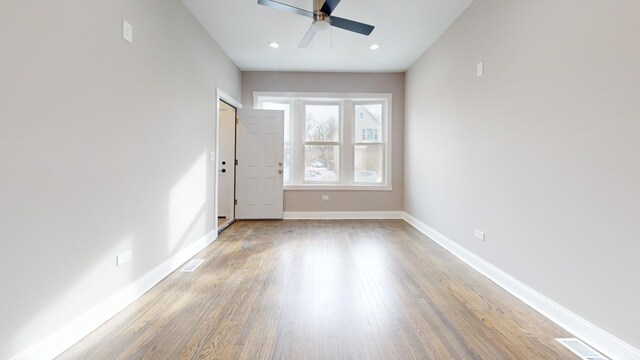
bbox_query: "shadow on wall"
[7,150,215,359]
[168,152,209,253]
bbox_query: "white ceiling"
[181,0,473,72]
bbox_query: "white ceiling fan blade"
[298,25,317,48]
[257,0,313,18]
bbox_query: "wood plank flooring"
[58,220,579,359]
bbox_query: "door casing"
[215,89,242,231]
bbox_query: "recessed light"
[370,44,380,50]
[269,42,280,49]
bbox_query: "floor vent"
[556,338,607,359]
[180,259,205,273]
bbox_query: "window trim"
[254,92,393,191]
[302,101,343,184]
[352,101,386,185]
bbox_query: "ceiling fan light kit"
[313,14,331,32]
[257,0,375,48]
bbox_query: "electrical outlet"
[117,250,132,266]
[477,62,484,77]
[321,195,329,201]
[474,230,485,241]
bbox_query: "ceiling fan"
[257,0,375,48]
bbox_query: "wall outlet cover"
[117,250,133,266]
[477,62,484,77]
[123,20,133,43]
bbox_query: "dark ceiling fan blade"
[320,0,341,15]
[330,16,375,36]
[298,25,318,48]
[257,0,314,18]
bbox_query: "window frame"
[352,101,386,184]
[254,92,393,191]
[302,101,343,185]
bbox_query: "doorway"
[217,100,237,232]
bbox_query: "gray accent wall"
[242,72,405,212]
[405,0,640,349]
[0,1,240,358]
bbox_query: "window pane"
[305,104,339,142]
[354,144,383,183]
[284,144,291,183]
[354,104,382,142]
[304,145,339,182]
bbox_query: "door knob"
[221,169,227,173]
[222,161,226,165]
[278,162,283,166]
[278,169,283,174]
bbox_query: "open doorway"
[217,100,237,232]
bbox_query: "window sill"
[284,185,392,191]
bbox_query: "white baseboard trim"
[284,211,404,220]
[402,212,640,360]
[10,230,218,360]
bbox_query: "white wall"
[242,71,404,212]
[405,0,640,350]
[0,1,240,358]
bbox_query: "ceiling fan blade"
[257,0,314,18]
[330,16,375,36]
[320,0,341,15]
[298,25,318,48]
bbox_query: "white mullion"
[304,142,340,146]
[343,100,354,185]
[353,141,384,146]
[292,99,304,185]
[384,98,391,187]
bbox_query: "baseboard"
[10,230,218,360]
[401,212,640,360]
[13,216,639,360]
[284,211,404,220]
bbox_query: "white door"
[217,102,236,218]
[236,109,284,219]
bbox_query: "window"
[304,103,341,182]
[255,92,392,190]
[354,103,384,183]
[361,129,379,141]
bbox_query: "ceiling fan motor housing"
[313,0,325,12]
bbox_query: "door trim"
[215,89,242,233]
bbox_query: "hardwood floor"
[58,220,578,359]
[217,217,231,228]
